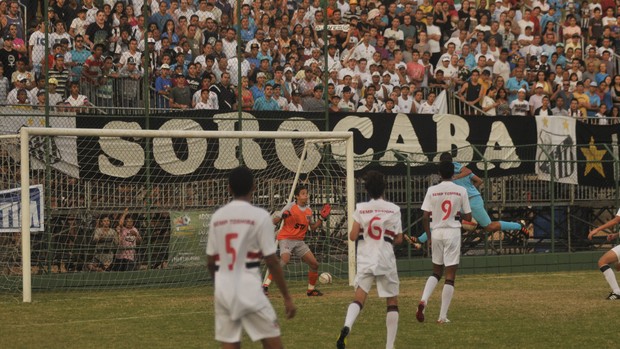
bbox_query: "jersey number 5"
[368,216,382,240]
[441,200,452,220]
[225,233,238,271]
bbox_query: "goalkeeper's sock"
[308,271,318,290]
[385,306,399,349]
[500,221,521,231]
[421,273,440,303]
[263,274,273,287]
[439,281,455,321]
[344,301,363,328]
[600,265,620,294]
[418,232,428,243]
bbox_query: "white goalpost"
[18,127,356,303]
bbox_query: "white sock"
[439,284,454,320]
[603,268,620,294]
[263,277,272,287]
[344,302,362,329]
[385,310,398,349]
[421,275,439,303]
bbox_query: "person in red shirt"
[263,185,331,296]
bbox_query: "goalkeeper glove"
[281,210,291,219]
[319,204,331,220]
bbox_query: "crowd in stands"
[0,0,618,119]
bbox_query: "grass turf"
[1,270,617,348]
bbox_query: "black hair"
[439,152,452,162]
[439,161,454,179]
[364,170,385,199]
[294,184,308,196]
[228,166,254,197]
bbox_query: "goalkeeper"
[263,185,331,297]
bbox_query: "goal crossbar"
[19,127,356,302]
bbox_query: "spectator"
[69,9,89,38]
[210,71,235,110]
[253,84,280,111]
[552,96,570,116]
[481,86,499,116]
[88,215,117,272]
[303,85,326,112]
[49,56,71,98]
[118,57,144,108]
[69,35,90,82]
[6,74,34,105]
[155,63,172,108]
[534,96,553,116]
[0,64,8,105]
[111,208,142,272]
[510,88,530,116]
[169,73,192,109]
[586,81,602,118]
[65,81,90,113]
[85,10,113,50]
[195,88,219,109]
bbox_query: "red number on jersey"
[225,233,238,270]
[441,200,452,220]
[367,216,382,240]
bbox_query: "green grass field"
[1,270,618,348]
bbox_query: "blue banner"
[0,185,45,233]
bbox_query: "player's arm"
[207,254,217,279]
[588,215,620,240]
[393,232,403,245]
[452,165,472,179]
[422,210,431,240]
[264,253,297,319]
[272,202,294,225]
[471,174,483,189]
[349,220,362,241]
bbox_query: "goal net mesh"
[0,127,351,296]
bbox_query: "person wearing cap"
[286,89,304,112]
[0,34,19,80]
[118,57,144,109]
[155,64,173,109]
[510,88,530,116]
[585,81,602,118]
[45,78,64,106]
[528,82,546,115]
[6,75,35,105]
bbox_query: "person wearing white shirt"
[493,49,511,82]
[352,32,376,62]
[418,91,439,114]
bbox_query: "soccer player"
[414,153,527,244]
[206,167,296,349]
[587,212,620,300]
[263,185,331,296]
[336,171,402,349]
[416,160,472,324]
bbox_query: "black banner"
[74,112,619,186]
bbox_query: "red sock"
[308,271,318,290]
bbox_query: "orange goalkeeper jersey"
[277,202,314,241]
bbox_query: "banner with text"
[68,112,620,186]
[0,185,45,233]
[168,210,211,268]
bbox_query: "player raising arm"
[336,171,402,349]
[416,160,471,324]
[206,167,296,349]
[263,185,331,297]
[588,211,620,300]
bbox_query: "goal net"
[4,127,354,302]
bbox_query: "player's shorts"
[470,195,491,228]
[278,239,311,259]
[431,230,461,266]
[612,245,620,260]
[354,269,399,298]
[215,302,281,343]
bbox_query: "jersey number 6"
[368,216,383,240]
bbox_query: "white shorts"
[354,269,399,298]
[431,232,461,266]
[612,245,620,260]
[279,239,311,259]
[215,302,281,343]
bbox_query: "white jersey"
[205,200,276,320]
[421,181,471,231]
[352,199,402,275]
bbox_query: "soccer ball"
[462,218,478,232]
[319,272,332,284]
